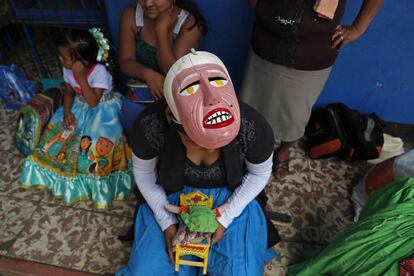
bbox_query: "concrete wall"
[319,0,414,124]
[104,0,253,92]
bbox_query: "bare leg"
[273,140,296,178]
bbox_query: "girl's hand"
[164,224,177,264]
[212,221,226,244]
[331,25,363,50]
[71,61,88,78]
[155,5,180,32]
[63,111,76,130]
[146,71,165,99]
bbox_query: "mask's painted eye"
[209,77,228,87]
[180,81,200,96]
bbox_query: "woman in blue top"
[119,0,207,99]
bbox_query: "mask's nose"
[201,76,221,106]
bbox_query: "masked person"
[116,51,279,275]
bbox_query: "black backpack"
[305,103,384,161]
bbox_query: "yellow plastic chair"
[175,191,213,275]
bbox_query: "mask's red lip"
[203,108,234,129]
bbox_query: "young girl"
[19,29,133,208]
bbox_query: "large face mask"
[164,51,241,149]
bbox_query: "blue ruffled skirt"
[116,185,277,276]
[19,92,133,208]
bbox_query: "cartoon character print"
[76,135,92,173]
[15,113,36,155]
[111,139,128,172]
[88,137,114,176]
[42,127,74,157]
[56,149,66,164]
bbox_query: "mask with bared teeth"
[164,50,241,149]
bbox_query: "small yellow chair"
[175,191,213,275]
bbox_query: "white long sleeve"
[217,154,273,228]
[132,154,177,231]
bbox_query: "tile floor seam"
[278,239,326,247]
[41,200,135,220]
[68,213,88,268]
[78,223,103,274]
[69,205,130,274]
[1,164,134,220]
[305,156,312,189]
[73,211,105,273]
[0,255,100,276]
[8,194,44,205]
[4,203,42,258]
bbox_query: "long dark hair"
[56,29,99,66]
[79,135,92,153]
[176,0,208,35]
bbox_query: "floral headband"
[89,28,110,63]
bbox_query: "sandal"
[272,158,289,179]
[118,225,135,242]
[266,211,292,223]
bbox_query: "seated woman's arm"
[156,11,203,74]
[132,154,178,231]
[119,6,164,98]
[217,154,273,228]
